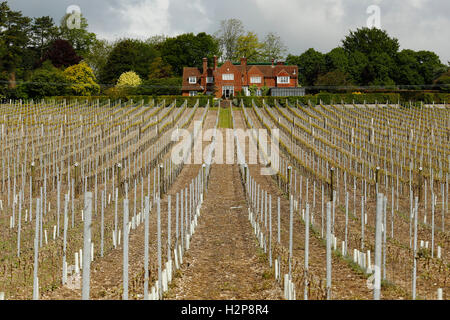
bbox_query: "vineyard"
[0,98,448,300]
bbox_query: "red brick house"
[181,56,301,98]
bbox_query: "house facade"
[181,56,300,98]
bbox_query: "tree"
[100,39,159,84]
[42,39,82,69]
[235,32,263,62]
[146,35,168,50]
[148,57,173,79]
[215,19,245,61]
[23,60,68,98]
[83,39,113,79]
[415,50,446,84]
[345,50,369,85]
[261,32,287,62]
[364,52,396,86]
[159,32,220,75]
[342,28,399,85]
[31,16,59,59]
[434,70,450,92]
[393,50,424,85]
[59,13,97,57]
[63,61,100,96]
[342,27,399,59]
[315,70,352,87]
[287,49,326,86]
[0,2,32,88]
[325,47,348,73]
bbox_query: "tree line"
[0,1,448,99]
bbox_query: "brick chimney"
[202,57,208,75]
[201,57,208,90]
[213,56,218,70]
[241,57,248,85]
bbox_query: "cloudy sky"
[8,0,450,63]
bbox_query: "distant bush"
[63,62,100,96]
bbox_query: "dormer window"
[277,76,290,84]
[189,76,197,84]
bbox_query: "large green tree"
[342,27,399,58]
[287,48,326,86]
[342,27,399,85]
[415,50,446,84]
[100,39,158,84]
[393,49,424,85]
[0,2,32,88]
[325,47,348,73]
[31,16,59,59]
[159,32,220,75]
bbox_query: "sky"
[8,0,450,63]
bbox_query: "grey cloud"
[7,0,450,63]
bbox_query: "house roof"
[181,67,202,91]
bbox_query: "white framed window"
[222,73,234,81]
[206,77,214,83]
[250,76,261,84]
[277,76,290,84]
[189,91,197,96]
[189,76,197,84]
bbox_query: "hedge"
[240,92,450,107]
[42,95,214,107]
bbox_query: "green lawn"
[219,107,233,128]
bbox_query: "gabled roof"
[276,69,290,76]
[182,67,202,91]
[183,67,202,77]
[247,65,265,75]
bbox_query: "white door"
[222,86,234,98]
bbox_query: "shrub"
[117,71,142,88]
[63,62,100,96]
